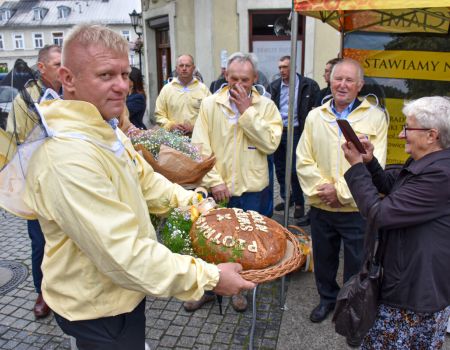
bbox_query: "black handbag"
[332,202,383,341]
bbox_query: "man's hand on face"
[317,183,342,208]
[213,263,256,296]
[211,183,231,203]
[229,83,252,115]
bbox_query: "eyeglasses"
[401,124,431,137]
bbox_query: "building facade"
[0,0,141,72]
[141,0,340,118]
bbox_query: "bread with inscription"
[189,208,287,269]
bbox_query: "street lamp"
[129,9,143,71]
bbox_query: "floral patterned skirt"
[361,304,450,350]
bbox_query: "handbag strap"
[362,201,382,270]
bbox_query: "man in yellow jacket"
[296,59,388,339]
[6,44,62,319]
[155,54,210,135]
[23,24,255,350]
[191,52,282,312]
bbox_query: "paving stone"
[177,336,196,348]
[159,335,178,347]
[214,331,233,344]
[172,315,190,326]
[146,327,164,340]
[182,325,200,337]
[196,333,214,345]
[165,325,183,337]
[159,310,177,321]
[201,323,219,334]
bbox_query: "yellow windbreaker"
[191,86,282,196]
[154,78,211,130]
[296,98,388,212]
[23,99,219,321]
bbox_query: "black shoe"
[294,205,305,218]
[309,303,335,323]
[346,336,363,348]
[274,201,294,211]
[297,213,310,226]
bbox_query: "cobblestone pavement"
[0,207,297,350]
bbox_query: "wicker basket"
[240,227,306,283]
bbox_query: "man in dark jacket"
[268,55,320,219]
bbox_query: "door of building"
[249,10,305,83]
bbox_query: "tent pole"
[283,8,298,231]
[279,8,299,311]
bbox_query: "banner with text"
[344,48,450,81]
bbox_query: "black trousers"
[54,299,146,350]
[274,127,304,205]
[309,207,366,306]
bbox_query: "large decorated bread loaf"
[189,208,287,269]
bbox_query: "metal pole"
[280,7,299,309]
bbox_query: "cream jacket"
[155,78,211,130]
[296,99,388,212]
[23,99,220,321]
[191,86,282,196]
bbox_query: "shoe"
[309,303,335,323]
[294,205,305,218]
[297,213,310,226]
[34,293,51,318]
[183,294,215,312]
[274,201,294,211]
[231,293,248,312]
[346,336,363,348]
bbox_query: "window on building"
[52,32,63,46]
[58,6,70,19]
[13,33,24,49]
[33,8,42,21]
[1,10,12,21]
[121,30,130,42]
[33,33,44,49]
[0,34,4,50]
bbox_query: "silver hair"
[227,52,257,73]
[330,58,364,83]
[403,96,450,149]
[176,54,195,66]
[62,24,128,65]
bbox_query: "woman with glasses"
[341,96,450,349]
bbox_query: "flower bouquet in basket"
[120,113,215,186]
[159,190,306,284]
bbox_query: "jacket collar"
[405,148,450,175]
[319,98,369,119]
[38,99,119,147]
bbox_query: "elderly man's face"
[330,62,363,110]
[62,45,130,120]
[38,50,62,91]
[225,60,256,95]
[176,55,195,82]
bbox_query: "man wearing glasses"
[296,59,388,346]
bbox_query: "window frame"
[0,34,4,50]
[33,32,44,49]
[52,32,64,46]
[12,32,25,50]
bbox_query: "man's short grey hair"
[227,52,257,73]
[403,96,450,149]
[176,54,195,66]
[330,58,364,82]
[38,45,61,63]
[62,24,128,65]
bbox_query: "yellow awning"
[294,1,450,33]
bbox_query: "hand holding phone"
[336,119,366,154]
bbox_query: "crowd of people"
[0,23,449,350]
